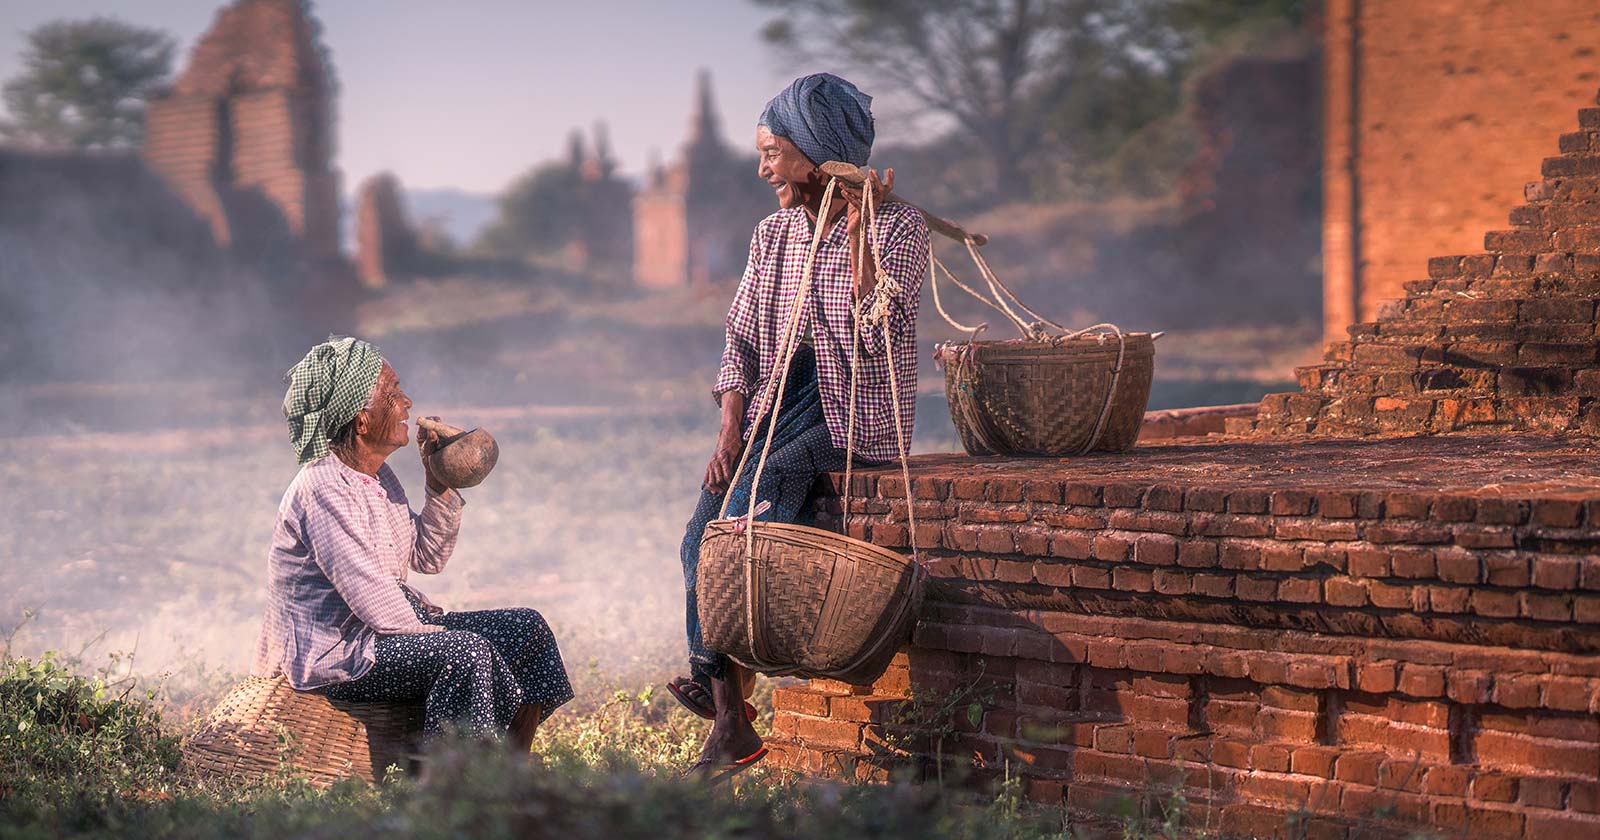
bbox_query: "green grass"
[0,651,1105,840]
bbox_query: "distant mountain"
[403,187,499,246]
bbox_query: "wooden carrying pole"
[819,161,988,246]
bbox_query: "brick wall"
[1251,86,1600,436]
[767,436,1600,838]
[1323,0,1600,339]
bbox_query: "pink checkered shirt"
[714,202,929,463]
[252,455,464,690]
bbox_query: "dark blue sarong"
[680,345,848,680]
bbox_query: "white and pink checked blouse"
[252,455,464,690]
[714,202,930,463]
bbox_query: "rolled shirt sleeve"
[857,208,929,358]
[304,482,441,636]
[409,485,464,575]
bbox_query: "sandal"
[685,746,769,785]
[666,675,757,722]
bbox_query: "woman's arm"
[713,227,766,403]
[409,485,463,574]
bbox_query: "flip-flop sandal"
[666,676,757,722]
[685,746,769,785]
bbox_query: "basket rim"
[703,518,912,564]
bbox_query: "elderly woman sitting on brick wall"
[253,336,572,750]
[668,73,930,780]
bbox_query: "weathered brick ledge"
[769,433,1600,839]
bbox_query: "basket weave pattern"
[181,676,421,786]
[697,520,925,685]
[944,335,1155,457]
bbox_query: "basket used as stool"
[697,520,925,686]
[181,676,422,786]
[941,334,1156,457]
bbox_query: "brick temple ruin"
[767,25,1600,840]
[143,0,342,274]
[1321,0,1600,340]
[633,72,774,289]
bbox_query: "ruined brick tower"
[1251,90,1600,437]
[1322,0,1600,339]
[633,71,772,288]
[142,0,341,268]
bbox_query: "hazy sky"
[0,0,830,193]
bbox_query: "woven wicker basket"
[181,676,422,786]
[697,519,925,685]
[940,333,1156,457]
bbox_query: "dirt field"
[1,276,1318,714]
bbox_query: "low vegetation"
[0,649,1114,839]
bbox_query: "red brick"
[949,476,987,500]
[1020,479,1059,504]
[1248,742,1291,772]
[1435,549,1482,583]
[1270,490,1315,516]
[1533,556,1583,589]
[1152,569,1192,595]
[1101,482,1146,507]
[977,528,1016,554]
[1573,780,1600,813]
[1111,565,1153,592]
[1325,576,1369,606]
[1493,673,1543,708]
[1132,533,1177,565]
[1184,486,1227,512]
[1279,577,1321,604]
[993,559,1033,584]
[1048,531,1093,560]
[795,716,862,748]
[1368,580,1413,609]
[1422,765,1471,797]
[1093,724,1131,753]
[775,689,831,716]
[1484,554,1531,587]
[1218,540,1261,569]
[1236,575,1278,602]
[1471,589,1521,618]
[1062,483,1102,506]
[1398,664,1447,697]
[1447,670,1493,704]
[1175,540,1220,568]
[1346,545,1391,577]
[1357,662,1398,693]
[1224,488,1270,514]
[1474,729,1600,776]
[1133,729,1174,758]
[1543,675,1595,712]
[1259,708,1318,742]
[1091,533,1131,562]
[1333,751,1383,785]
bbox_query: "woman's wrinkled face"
[756,126,824,210]
[361,363,413,452]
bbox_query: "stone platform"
[766,433,1600,839]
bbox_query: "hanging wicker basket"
[697,520,925,685]
[181,676,422,787]
[695,171,926,688]
[939,333,1156,457]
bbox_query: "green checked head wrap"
[282,336,386,465]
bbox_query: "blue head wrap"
[758,73,874,168]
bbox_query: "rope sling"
[699,171,923,681]
[822,161,1150,458]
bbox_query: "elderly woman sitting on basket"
[252,336,572,751]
